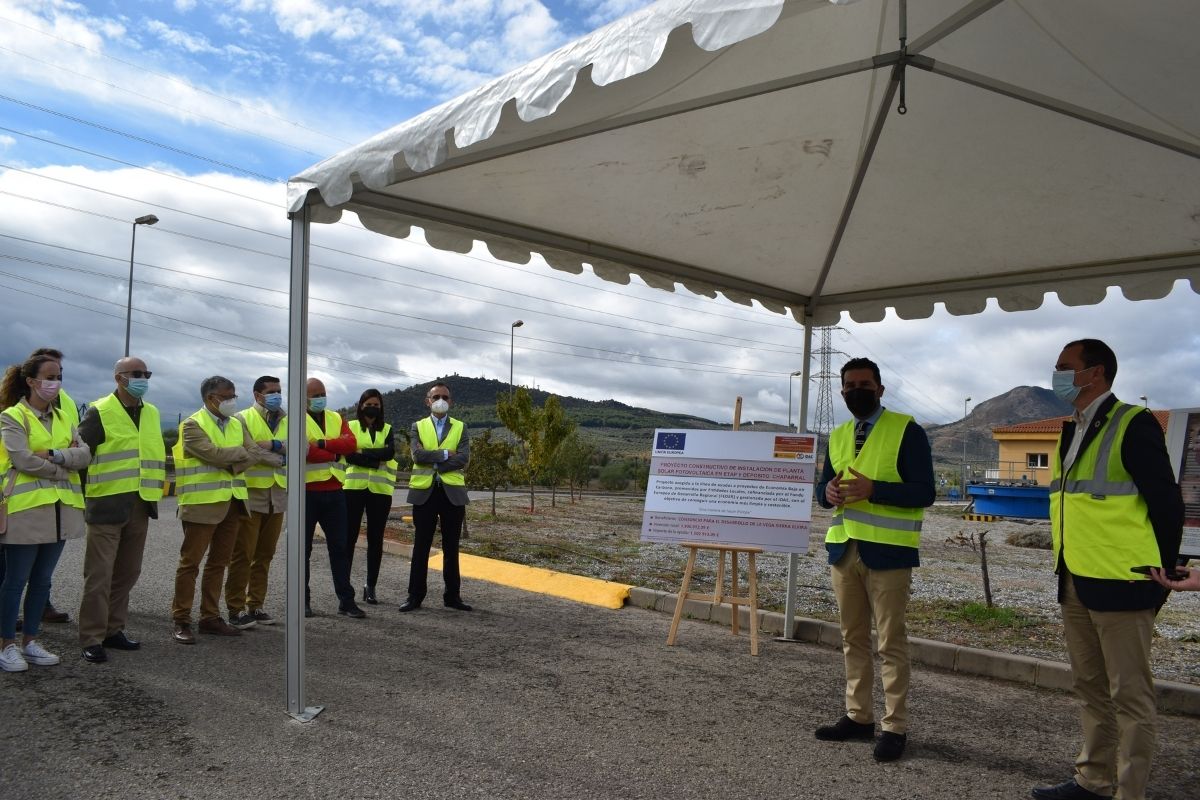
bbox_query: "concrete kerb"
[626,587,1200,717]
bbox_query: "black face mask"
[360,406,381,420]
[843,388,879,419]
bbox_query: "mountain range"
[364,377,1072,466]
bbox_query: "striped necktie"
[854,420,869,455]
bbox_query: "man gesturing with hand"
[814,357,935,763]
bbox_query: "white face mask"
[218,398,239,417]
[431,399,450,415]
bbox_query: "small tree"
[464,429,514,516]
[496,388,576,512]
[550,431,595,503]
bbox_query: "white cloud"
[0,135,16,150]
[175,0,198,12]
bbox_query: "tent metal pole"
[286,207,321,722]
[779,318,816,641]
[917,59,1200,161]
[907,0,1007,54]
[808,67,901,309]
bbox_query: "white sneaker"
[22,640,61,666]
[1,643,29,672]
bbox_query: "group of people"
[816,339,1191,800]
[0,348,473,670]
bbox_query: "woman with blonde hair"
[0,354,90,671]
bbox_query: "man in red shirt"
[302,378,364,618]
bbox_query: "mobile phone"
[1130,565,1189,580]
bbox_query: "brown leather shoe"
[42,605,69,624]
[173,623,196,645]
[198,617,242,637]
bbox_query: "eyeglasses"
[429,394,450,401]
[121,371,153,379]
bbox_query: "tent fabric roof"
[287,0,1200,326]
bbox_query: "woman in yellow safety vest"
[343,389,397,605]
[0,355,91,673]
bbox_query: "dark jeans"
[345,489,392,589]
[407,483,465,605]
[304,490,355,609]
[1,540,66,639]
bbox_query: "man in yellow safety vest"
[76,356,165,663]
[814,357,934,763]
[170,376,278,644]
[1032,339,1183,800]
[399,382,471,612]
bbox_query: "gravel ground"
[440,494,1200,686]
[5,498,1198,800]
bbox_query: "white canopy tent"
[283,0,1200,718]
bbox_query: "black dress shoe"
[1030,779,1109,800]
[338,604,366,619]
[81,645,108,663]
[814,715,876,741]
[102,631,140,651]
[305,604,315,618]
[43,605,69,623]
[873,731,907,762]
[443,599,472,611]
[363,585,378,605]
[398,600,421,612]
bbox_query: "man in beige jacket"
[170,376,280,644]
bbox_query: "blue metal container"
[966,484,1050,519]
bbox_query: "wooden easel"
[666,542,762,655]
[664,396,762,656]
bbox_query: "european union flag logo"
[656,432,686,451]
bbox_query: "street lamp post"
[125,214,159,356]
[787,370,803,432]
[509,320,524,394]
[962,396,972,495]
[1139,394,1148,408]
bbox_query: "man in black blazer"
[399,383,472,612]
[1032,339,1182,800]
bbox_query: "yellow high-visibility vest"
[172,410,248,505]
[238,408,287,489]
[2,402,84,513]
[824,410,923,549]
[86,393,165,501]
[344,421,398,495]
[304,410,346,484]
[408,416,465,490]
[1050,402,1161,580]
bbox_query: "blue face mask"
[125,378,150,399]
[263,392,283,411]
[1052,368,1088,403]
[308,396,327,413]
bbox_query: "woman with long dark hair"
[343,389,397,604]
[0,355,90,672]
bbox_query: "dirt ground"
[386,492,1200,686]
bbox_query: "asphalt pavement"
[3,498,1198,800]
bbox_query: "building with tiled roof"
[991,410,1169,486]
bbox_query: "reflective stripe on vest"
[86,394,165,501]
[172,410,248,504]
[823,409,923,550]
[408,417,465,490]
[1,402,84,512]
[1050,402,1160,580]
[344,420,398,495]
[305,410,345,484]
[238,408,287,489]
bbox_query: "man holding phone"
[1031,339,1183,800]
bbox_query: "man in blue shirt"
[813,357,935,762]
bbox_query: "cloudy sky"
[1,0,1197,432]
